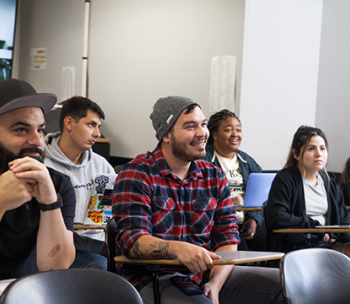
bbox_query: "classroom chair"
[280,248,350,304]
[106,218,118,273]
[0,268,143,304]
[105,218,173,304]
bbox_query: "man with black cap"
[0,79,76,279]
[112,96,283,304]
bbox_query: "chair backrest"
[280,248,350,304]
[106,218,117,273]
[0,268,143,304]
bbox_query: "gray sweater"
[44,132,115,223]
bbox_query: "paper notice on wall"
[31,48,47,70]
[61,66,75,101]
[209,56,236,112]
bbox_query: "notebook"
[242,173,277,207]
[83,174,118,226]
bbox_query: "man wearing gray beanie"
[112,96,283,304]
[150,96,201,142]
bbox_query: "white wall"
[16,0,349,172]
[17,0,84,100]
[240,0,323,170]
[16,0,245,159]
[88,0,245,158]
[316,0,350,173]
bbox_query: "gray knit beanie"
[150,96,200,141]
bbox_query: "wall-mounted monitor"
[0,0,18,80]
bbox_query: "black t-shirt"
[0,167,76,279]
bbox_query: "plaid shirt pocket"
[191,198,217,234]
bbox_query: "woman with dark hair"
[203,109,265,251]
[339,157,350,206]
[266,126,350,254]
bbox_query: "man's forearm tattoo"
[132,239,143,258]
[148,241,171,258]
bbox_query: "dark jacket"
[341,160,350,206]
[266,165,350,253]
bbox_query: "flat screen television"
[0,0,18,80]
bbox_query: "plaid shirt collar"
[153,143,204,181]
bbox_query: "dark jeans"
[139,266,283,304]
[238,222,266,251]
[10,246,107,279]
[298,234,335,249]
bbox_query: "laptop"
[242,173,276,207]
[83,174,118,226]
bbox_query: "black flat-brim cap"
[0,79,57,116]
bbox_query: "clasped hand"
[1,157,57,211]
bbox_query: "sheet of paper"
[209,56,236,112]
[30,48,47,70]
[61,66,76,101]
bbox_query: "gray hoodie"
[44,132,115,223]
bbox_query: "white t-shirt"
[303,174,328,226]
[215,151,244,223]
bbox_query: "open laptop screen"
[241,173,276,207]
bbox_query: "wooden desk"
[115,251,284,304]
[347,206,350,210]
[234,207,262,212]
[74,225,106,230]
[115,250,284,266]
[273,227,350,234]
[96,138,111,143]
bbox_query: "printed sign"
[31,48,47,70]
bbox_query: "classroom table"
[273,227,350,234]
[74,225,106,230]
[234,206,262,212]
[115,251,284,304]
[235,205,350,212]
[115,250,284,266]
[95,138,111,143]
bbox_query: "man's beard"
[170,131,206,163]
[0,141,45,174]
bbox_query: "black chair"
[328,171,341,184]
[106,218,117,273]
[0,268,143,304]
[105,218,164,304]
[280,248,350,304]
[114,164,125,174]
[262,201,271,251]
